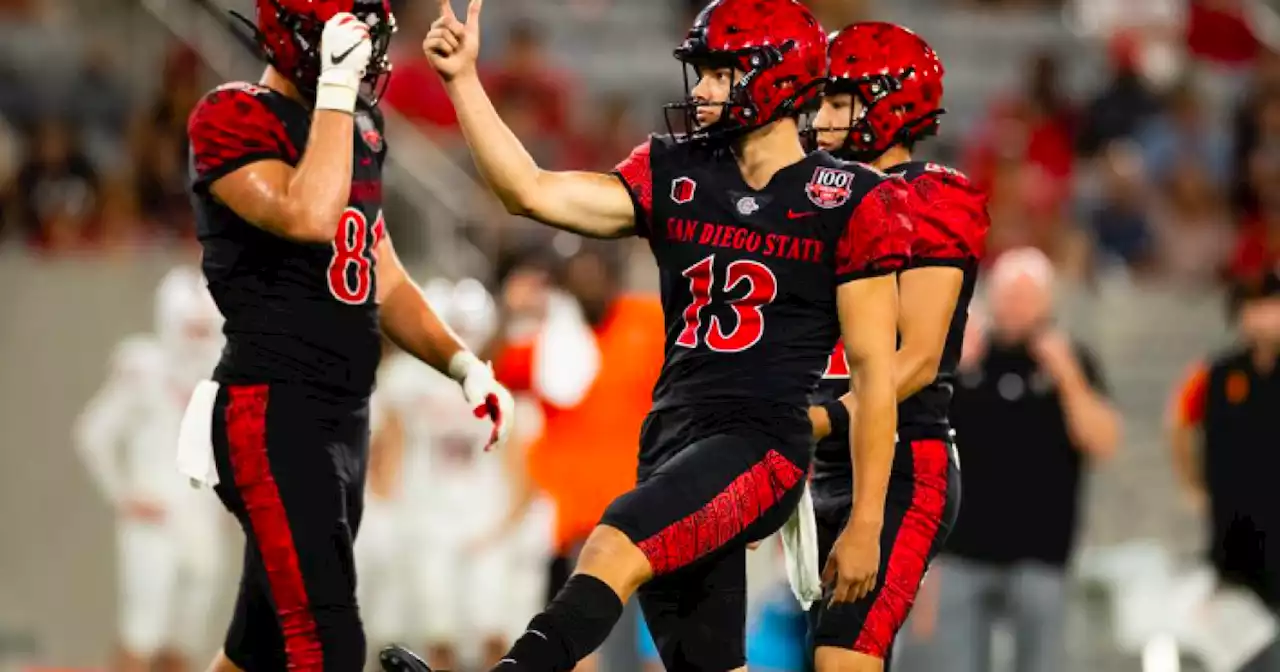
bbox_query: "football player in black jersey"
[379,1,915,672]
[185,2,512,670]
[802,23,990,671]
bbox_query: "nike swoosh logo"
[787,210,817,219]
[331,42,362,65]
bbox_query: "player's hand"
[747,540,763,551]
[121,498,166,523]
[457,357,514,451]
[822,522,880,605]
[424,0,483,83]
[958,315,986,372]
[317,12,373,112]
[1030,330,1080,382]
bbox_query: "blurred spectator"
[489,242,664,672]
[1231,145,1280,279]
[129,44,202,239]
[898,248,1120,672]
[1078,32,1164,156]
[489,241,662,587]
[804,0,869,28]
[485,22,570,140]
[382,1,461,134]
[564,93,641,170]
[1167,269,1280,670]
[496,86,562,169]
[1185,0,1260,68]
[68,40,132,170]
[1150,159,1234,284]
[982,152,1089,276]
[967,52,1084,273]
[1232,64,1280,213]
[0,64,38,131]
[95,176,149,255]
[8,118,99,252]
[1137,79,1230,187]
[967,51,1076,209]
[1085,142,1155,271]
[0,114,17,241]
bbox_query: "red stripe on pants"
[854,439,950,658]
[224,385,324,670]
[637,449,803,575]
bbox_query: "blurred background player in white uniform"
[73,266,226,672]
[358,277,551,671]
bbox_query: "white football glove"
[449,351,515,451]
[317,12,373,113]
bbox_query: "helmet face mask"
[811,69,917,161]
[238,0,397,104]
[664,0,826,146]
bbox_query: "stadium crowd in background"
[0,0,1274,293]
[2,0,1279,669]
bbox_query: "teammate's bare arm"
[375,234,515,448]
[193,14,374,242]
[809,267,962,440]
[423,0,636,238]
[375,235,468,373]
[839,274,899,524]
[822,275,898,604]
[895,268,963,396]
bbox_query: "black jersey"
[811,161,989,503]
[613,135,913,437]
[187,82,388,399]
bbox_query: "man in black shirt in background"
[896,247,1121,672]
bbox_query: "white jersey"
[75,334,225,656]
[374,353,509,541]
[76,335,218,506]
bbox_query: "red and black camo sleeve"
[835,177,913,284]
[611,138,654,238]
[908,164,990,268]
[187,84,298,194]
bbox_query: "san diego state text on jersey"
[614,135,913,415]
[187,82,389,398]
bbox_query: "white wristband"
[315,71,361,113]
[448,350,485,383]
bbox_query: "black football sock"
[492,574,624,672]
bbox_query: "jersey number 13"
[676,254,779,353]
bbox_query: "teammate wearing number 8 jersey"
[380,1,912,672]
[186,2,513,671]
[804,23,990,671]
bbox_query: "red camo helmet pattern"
[669,0,827,143]
[826,22,945,159]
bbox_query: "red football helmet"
[667,0,827,143]
[234,0,396,102]
[822,22,945,161]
